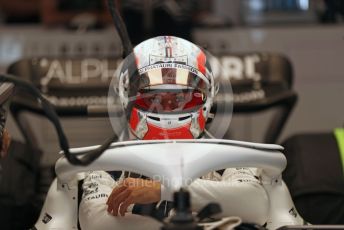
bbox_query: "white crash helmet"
[118,36,215,140]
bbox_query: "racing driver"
[79,36,269,230]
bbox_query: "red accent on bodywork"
[129,107,140,131]
[143,123,193,140]
[197,51,206,75]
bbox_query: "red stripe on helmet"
[198,108,206,131]
[135,56,140,66]
[129,107,140,131]
[143,123,193,140]
[197,51,206,75]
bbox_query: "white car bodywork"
[34,139,304,229]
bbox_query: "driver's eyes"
[176,96,185,102]
[151,96,161,104]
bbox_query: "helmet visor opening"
[130,66,210,113]
[134,88,206,113]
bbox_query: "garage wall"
[193,25,344,143]
[0,26,121,164]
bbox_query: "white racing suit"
[79,167,269,230]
